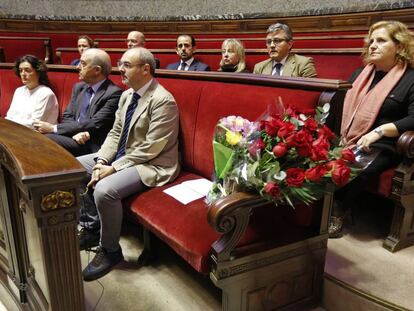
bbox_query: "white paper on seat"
[163,178,213,205]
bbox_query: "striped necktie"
[115,92,141,160]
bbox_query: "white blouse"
[6,85,59,129]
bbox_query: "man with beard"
[77,47,180,281]
[166,34,210,71]
[254,23,317,78]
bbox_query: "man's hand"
[86,163,115,189]
[32,121,54,134]
[72,132,90,145]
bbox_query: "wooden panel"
[0,8,412,35]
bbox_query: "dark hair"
[13,55,50,87]
[78,35,95,48]
[267,23,293,41]
[178,34,196,47]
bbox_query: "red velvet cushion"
[0,38,47,62]
[0,69,21,117]
[368,168,395,198]
[127,172,317,274]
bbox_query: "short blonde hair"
[219,39,247,72]
[362,20,414,67]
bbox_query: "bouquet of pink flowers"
[207,102,359,206]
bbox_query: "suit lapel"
[282,54,295,77]
[263,59,273,75]
[88,80,108,114]
[128,80,158,131]
[189,60,197,71]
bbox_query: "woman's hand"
[356,131,382,152]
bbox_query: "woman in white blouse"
[6,55,59,129]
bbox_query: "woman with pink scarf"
[329,21,414,238]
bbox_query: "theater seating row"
[55,47,363,80]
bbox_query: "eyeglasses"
[266,38,287,46]
[117,61,146,69]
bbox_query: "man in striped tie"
[77,47,180,281]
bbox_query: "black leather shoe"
[79,228,100,251]
[83,247,123,281]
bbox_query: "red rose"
[286,129,313,147]
[277,122,296,138]
[305,164,328,182]
[327,160,350,187]
[304,118,318,132]
[341,148,356,163]
[261,117,283,136]
[286,168,305,187]
[310,136,330,161]
[318,124,335,140]
[249,138,265,158]
[297,144,312,157]
[264,182,281,197]
[272,143,288,157]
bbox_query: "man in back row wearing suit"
[166,34,210,71]
[254,23,317,78]
[33,48,122,156]
[77,47,180,281]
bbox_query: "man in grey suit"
[166,34,210,71]
[77,47,180,281]
[33,48,122,156]
[253,23,317,78]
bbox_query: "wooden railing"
[0,119,85,311]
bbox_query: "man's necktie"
[115,92,141,160]
[272,63,283,76]
[179,62,186,71]
[78,87,94,122]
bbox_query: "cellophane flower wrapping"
[206,100,360,207]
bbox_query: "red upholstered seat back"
[0,68,21,117]
[0,38,48,63]
[159,77,320,180]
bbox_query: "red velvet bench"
[1,64,413,310]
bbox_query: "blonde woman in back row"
[219,39,250,73]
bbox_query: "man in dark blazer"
[33,48,122,156]
[166,35,210,71]
[77,47,179,281]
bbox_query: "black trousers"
[45,133,94,156]
[333,149,400,215]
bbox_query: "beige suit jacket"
[98,79,180,187]
[253,53,317,78]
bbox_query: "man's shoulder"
[166,62,179,69]
[254,58,272,68]
[151,80,176,102]
[103,78,123,92]
[289,53,313,64]
[193,59,210,70]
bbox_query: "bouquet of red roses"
[207,101,359,206]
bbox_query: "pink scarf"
[341,63,407,146]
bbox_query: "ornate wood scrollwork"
[40,190,75,212]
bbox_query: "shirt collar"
[89,79,106,93]
[135,78,153,98]
[182,57,194,67]
[272,55,288,67]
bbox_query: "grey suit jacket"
[166,59,210,71]
[253,54,317,78]
[98,79,180,187]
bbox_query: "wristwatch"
[373,127,383,137]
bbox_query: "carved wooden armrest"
[207,192,269,261]
[396,131,414,159]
